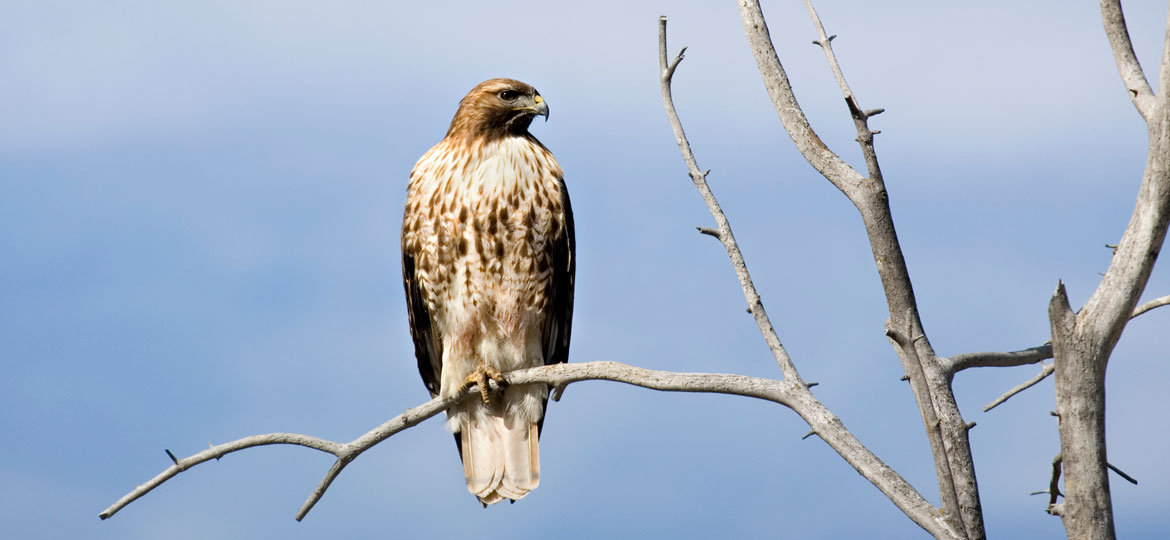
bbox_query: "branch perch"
[104,359,957,540]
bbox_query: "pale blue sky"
[2,1,1167,538]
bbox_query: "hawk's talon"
[464,365,505,405]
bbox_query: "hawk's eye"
[498,90,520,102]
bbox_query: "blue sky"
[2,0,1168,538]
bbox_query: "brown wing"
[536,179,575,434]
[542,179,575,369]
[402,247,442,398]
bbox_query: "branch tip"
[696,226,721,239]
[1107,462,1138,485]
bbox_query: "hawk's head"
[446,78,549,140]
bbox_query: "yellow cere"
[534,95,543,104]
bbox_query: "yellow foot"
[464,365,505,405]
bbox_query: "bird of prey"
[400,78,575,505]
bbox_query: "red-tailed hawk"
[401,78,574,505]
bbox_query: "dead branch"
[101,383,473,521]
[945,344,1053,374]
[735,1,983,536]
[102,358,959,540]
[1099,0,1157,121]
[659,15,963,540]
[982,363,1055,412]
[658,16,799,383]
[1131,294,1170,318]
[1047,4,1170,537]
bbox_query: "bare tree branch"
[982,363,1055,412]
[945,344,1053,373]
[1131,293,1170,318]
[1099,0,1157,121]
[660,14,967,540]
[100,384,471,521]
[102,359,962,539]
[658,16,801,384]
[522,361,964,540]
[1107,462,1139,485]
[1049,6,1170,538]
[735,2,984,537]
[939,290,1160,377]
[803,0,884,182]
[940,289,1162,375]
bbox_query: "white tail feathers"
[461,414,541,505]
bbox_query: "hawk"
[400,78,575,505]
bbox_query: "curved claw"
[464,365,505,405]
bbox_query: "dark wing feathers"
[536,180,575,435]
[403,250,442,398]
[542,180,575,369]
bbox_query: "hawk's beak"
[533,94,549,122]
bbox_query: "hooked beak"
[533,94,549,122]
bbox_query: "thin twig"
[1107,462,1138,485]
[803,0,883,183]
[696,226,721,239]
[101,433,347,520]
[658,15,801,384]
[982,363,1055,412]
[1131,294,1170,319]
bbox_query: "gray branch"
[102,360,959,540]
[100,385,472,521]
[1131,294,1170,318]
[1048,6,1170,537]
[944,344,1053,374]
[734,2,982,537]
[660,14,962,540]
[939,291,1159,376]
[1099,0,1157,121]
[658,16,801,383]
[982,363,1055,412]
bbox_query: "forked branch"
[659,15,961,540]
[100,383,474,521]
[102,358,954,540]
[734,2,983,537]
